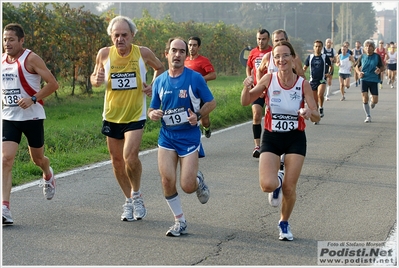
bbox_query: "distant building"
[371,9,397,44]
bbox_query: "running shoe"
[355,81,358,87]
[278,221,293,241]
[2,205,13,225]
[319,108,324,118]
[252,146,260,158]
[121,202,134,221]
[196,171,210,204]
[133,195,147,220]
[203,127,211,138]
[268,171,284,207]
[340,96,345,101]
[325,95,330,101]
[40,167,56,200]
[364,116,371,123]
[166,220,187,237]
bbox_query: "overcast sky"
[372,2,398,11]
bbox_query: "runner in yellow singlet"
[91,16,165,222]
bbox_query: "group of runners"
[2,16,397,242]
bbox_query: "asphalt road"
[2,81,397,267]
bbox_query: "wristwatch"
[195,112,202,121]
[31,96,37,104]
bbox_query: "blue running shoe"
[278,221,293,241]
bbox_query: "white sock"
[166,193,185,222]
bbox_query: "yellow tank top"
[103,45,147,123]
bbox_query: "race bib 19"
[163,107,188,126]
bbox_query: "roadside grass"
[11,73,252,186]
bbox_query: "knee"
[253,110,262,121]
[180,177,197,194]
[260,185,275,193]
[282,183,296,199]
[161,176,176,193]
[259,180,277,193]
[2,154,15,170]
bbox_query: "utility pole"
[331,3,334,43]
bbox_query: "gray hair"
[107,15,138,36]
[363,39,375,49]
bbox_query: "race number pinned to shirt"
[2,88,22,106]
[163,107,189,126]
[110,72,137,90]
[272,113,299,132]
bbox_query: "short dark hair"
[188,36,201,47]
[314,39,323,46]
[258,28,270,37]
[4,23,25,41]
[165,37,189,56]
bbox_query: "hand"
[142,82,152,97]
[92,67,105,85]
[17,97,34,109]
[187,108,198,126]
[149,109,163,121]
[243,76,254,89]
[298,107,311,120]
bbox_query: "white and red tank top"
[2,49,45,120]
[264,72,306,132]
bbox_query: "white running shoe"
[166,220,187,237]
[268,171,284,207]
[364,116,371,123]
[278,221,293,241]
[196,171,210,204]
[40,167,56,200]
[133,195,147,220]
[121,202,134,221]
[2,205,13,225]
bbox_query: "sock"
[363,103,370,117]
[2,201,10,209]
[126,197,133,203]
[280,154,285,170]
[326,86,330,96]
[275,174,282,190]
[132,190,141,199]
[253,124,262,140]
[166,193,185,222]
[44,171,53,181]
